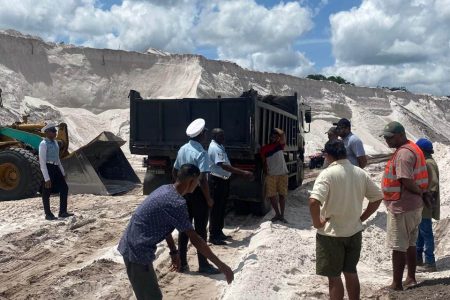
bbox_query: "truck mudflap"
[62,132,140,195]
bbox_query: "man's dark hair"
[177,164,200,181]
[211,128,224,140]
[324,140,347,160]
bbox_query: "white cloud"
[0,0,316,77]
[327,0,450,95]
[195,0,315,76]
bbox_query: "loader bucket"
[62,132,140,195]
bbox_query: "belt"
[46,161,59,165]
[210,173,229,180]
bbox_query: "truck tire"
[289,159,303,189]
[249,166,271,216]
[143,171,170,195]
[297,159,304,187]
[0,148,42,201]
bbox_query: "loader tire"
[0,148,42,201]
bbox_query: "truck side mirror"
[305,109,312,123]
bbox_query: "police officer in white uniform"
[173,118,218,274]
[208,128,253,245]
[38,123,74,220]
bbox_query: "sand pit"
[1,145,450,299]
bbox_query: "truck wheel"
[0,148,42,201]
[143,171,170,195]
[289,159,303,189]
[249,170,271,216]
[297,159,304,187]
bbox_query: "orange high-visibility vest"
[382,140,428,201]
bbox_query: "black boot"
[45,213,57,221]
[58,212,74,218]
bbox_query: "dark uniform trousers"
[209,176,230,238]
[178,186,209,268]
[42,164,69,215]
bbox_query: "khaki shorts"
[316,231,362,277]
[265,175,288,198]
[387,207,423,252]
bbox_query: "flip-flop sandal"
[379,285,403,293]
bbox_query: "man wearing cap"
[381,121,428,290]
[39,123,74,220]
[415,138,440,272]
[172,118,218,274]
[334,118,367,169]
[208,128,253,245]
[261,128,289,223]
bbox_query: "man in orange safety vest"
[381,121,428,291]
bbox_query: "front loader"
[0,117,139,201]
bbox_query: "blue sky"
[1,0,450,95]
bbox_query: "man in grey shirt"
[334,118,367,169]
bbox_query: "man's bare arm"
[360,200,382,222]
[220,163,252,177]
[185,230,234,283]
[357,155,368,169]
[308,198,328,228]
[399,178,423,195]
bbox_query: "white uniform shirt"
[38,139,65,181]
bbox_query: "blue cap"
[416,138,433,152]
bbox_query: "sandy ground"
[1,155,450,300]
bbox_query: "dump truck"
[0,116,140,200]
[129,89,311,215]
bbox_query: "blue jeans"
[416,218,435,264]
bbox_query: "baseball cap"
[333,118,351,128]
[416,138,433,153]
[380,121,405,137]
[41,122,58,133]
[186,118,206,138]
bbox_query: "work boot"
[58,212,74,218]
[45,214,58,221]
[209,237,227,245]
[271,215,281,222]
[217,232,232,241]
[198,264,220,275]
[417,263,437,273]
[179,264,190,273]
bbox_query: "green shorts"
[316,231,362,277]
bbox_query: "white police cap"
[186,118,206,138]
[41,122,58,133]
